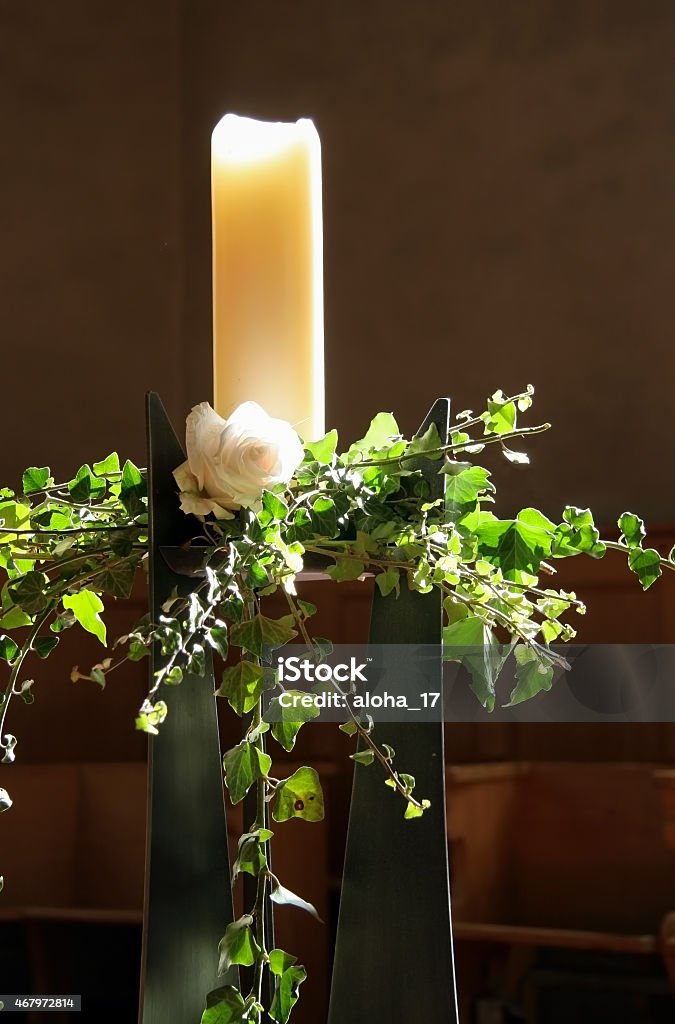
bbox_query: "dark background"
[1,0,674,520]
[1,3,674,1023]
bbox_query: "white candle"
[211,114,324,441]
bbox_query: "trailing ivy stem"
[284,588,427,810]
[353,422,551,468]
[603,539,675,571]
[0,605,55,748]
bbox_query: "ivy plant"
[0,386,673,1021]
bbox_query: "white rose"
[173,401,304,517]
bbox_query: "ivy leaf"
[311,496,337,538]
[8,571,50,615]
[443,616,507,712]
[223,741,271,804]
[287,507,314,543]
[325,557,365,582]
[200,986,247,1024]
[230,614,297,658]
[34,636,59,659]
[120,460,147,516]
[628,547,662,590]
[407,422,443,459]
[62,591,107,645]
[0,788,12,811]
[442,466,494,515]
[269,962,307,1024]
[269,949,298,977]
[482,392,516,435]
[92,452,121,477]
[348,412,400,458]
[404,799,431,820]
[375,567,400,598]
[501,446,529,465]
[69,465,105,502]
[261,490,288,521]
[232,836,267,881]
[92,559,136,599]
[475,519,551,580]
[350,749,374,766]
[618,512,646,549]
[269,879,322,921]
[216,661,265,716]
[266,693,320,751]
[217,915,261,975]
[2,735,17,764]
[206,625,229,659]
[505,645,554,706]
[0,608,32,630]
[135,700,168,735]
[0,636,19,663]
[305,430,338,465]
[22,466,52,495]
[273,766,324,822]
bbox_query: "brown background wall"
[1,1,674,522]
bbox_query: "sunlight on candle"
[212,114,325,441]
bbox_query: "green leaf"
[22,466,52,495]
[269,949,298,977]
[349,412,400,457]
[339,720,358,736]
[482,392,516,435]
[216,661,265,716]
[120,459,147,516]
[34,636,58,659]
[408,422,443,459]
[443,616,507,712]
[8,571,50,615]
[92,559,136,599]
[92,453,121,477]
[0,636,19,663]
[230,614,297,658]
[62,591,107,645]
[266,693,320,751]
[273,766,324,822]
[217,915,261,975]
[325,557,365,582]
[232,836,267,880]
[69,465,105,502]
[375,567,400,598]
[505,645,554,706]
[475,519,551,580]
[443,466,494,515]
[305,429,338,465]
[311,496,337,538]
[350,749,374,766]
[269,879,322,921]
[404,799,430,819]
[618,512,646,549]
[223,741,271,804]
[200,986,247,1024]
[0,607,32,630]
[270,963,307,1024]
[0,788,12,812]
[628,547,662,590]
[135,700,167,735]
[262,490,288,521]
[206,626,229,659]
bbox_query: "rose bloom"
[173,401,304,518]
